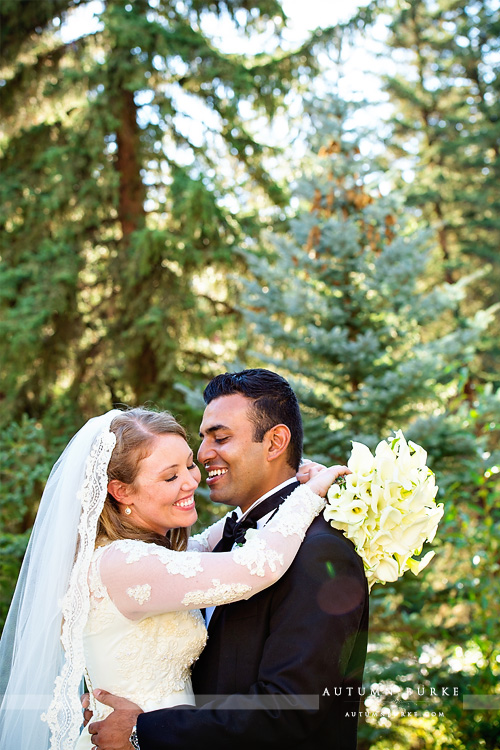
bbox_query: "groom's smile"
[205,467,229,488]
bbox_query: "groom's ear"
[266,424,291,463]
[107,479,131,504]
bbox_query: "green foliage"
[0,0,336,631]
[1,4,498,748]
[0,417,57,632]
[241,96,485,462]
[0,0,331,432]
[377,0,500,386]
[361,405,500,749]
[241,93,500,749]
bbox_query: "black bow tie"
[219,511,257,551]
[213,481,301,553]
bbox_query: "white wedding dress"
[74,485,323,748]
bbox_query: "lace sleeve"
[99,485,325,619]
[187,514,228,552]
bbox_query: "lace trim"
[114,610,207,698]
[187,526,212,551]
[229,486,324,577]
[112,538,203,578]
[265,486,325,541]
[127,584,152,605]
[42,430,117,749]
[181,579,253,607]
[233,535,284,577]
[89,546,108,599]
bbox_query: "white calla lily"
[407,551,435,575]
[324,496,369,526]
[378,505,404,532]
[323,431,442,589]
[373,556,400,583]
[408,440,428,469]
[326,483,342,503]
[347,441,375,477]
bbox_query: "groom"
[89,369,369,750]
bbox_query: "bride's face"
[124,434,201,534]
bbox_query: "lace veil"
[0,410,121,750]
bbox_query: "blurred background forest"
[0,0,499,747]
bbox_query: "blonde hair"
[96,407,190,551]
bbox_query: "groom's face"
[198,393,272,513]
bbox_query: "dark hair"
[203,369,303,470]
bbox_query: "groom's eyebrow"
[199,423,229,438]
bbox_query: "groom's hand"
[88,689,143,750]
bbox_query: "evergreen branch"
[0,0,83,65]
[195,294,238,316]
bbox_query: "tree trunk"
[115,89,146,243]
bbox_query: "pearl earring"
[125,506,132,515]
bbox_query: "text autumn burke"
[322,686,460,697]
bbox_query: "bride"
[0,407,345,750]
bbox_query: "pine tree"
[242,95,484,462]
[241,93,500,749]
[0,0,330,433]
[376,0,500,388]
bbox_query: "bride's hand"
[305,465,351,498]
[81,692,93,727]
[296,459,326,484]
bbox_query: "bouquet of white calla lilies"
[324,431,444,590]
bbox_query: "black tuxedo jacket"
[137,483,369,750]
